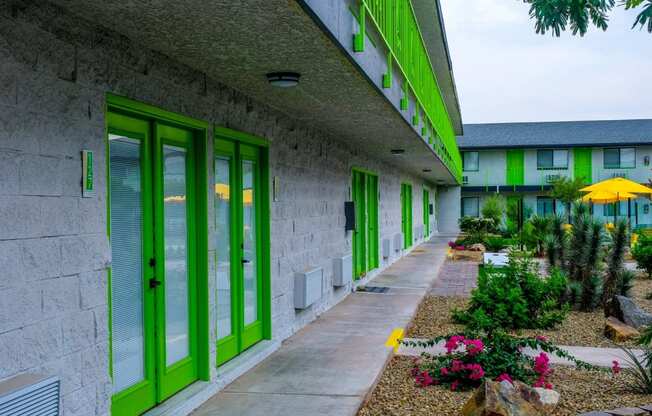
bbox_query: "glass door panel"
[109,136,146,392]
[215,157,232,340]
[242,159,258,326]
[162,145,190,366]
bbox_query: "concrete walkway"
[398,338,646,369]
[191,237,449,416]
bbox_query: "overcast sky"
[440,0,652,124]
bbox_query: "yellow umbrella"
[580,177,652,194]
[581,190,637,204]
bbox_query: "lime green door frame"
[574,148,592,184]
[106,95,209,416]
[352,168,379,279]
[506,149,525,188]
[401,183,413,248]
[214,127,271,366]
[423,188,430,237]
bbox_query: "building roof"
[457,119,652,150]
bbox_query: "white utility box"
[332,255,352,287]
[294,267,323,309]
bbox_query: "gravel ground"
[358,357,652,416]
[406,273,652,347]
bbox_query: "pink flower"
[466,363,485,380]
[440,367,449,376]
[545,382,554,390]
[445,335,466,354]
[534,352,550,377]
[448,241,456,248]
[415,370,434,387]
[612,360,621,375]
[463,339,484,356]
[533,375,546,388]
[450,359,464,372]
[535,335,548,342]
[496,373,513,384]
[451,380,459,391]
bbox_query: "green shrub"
[481,195,505,230]
[459,216,495,235]
[452,254,569,332]
[484,236,508,252]
[632,233,652,279]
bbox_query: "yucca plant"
[547,214,567,271]
[618,325,652,394]
[528,215,551,256]
[603,220,629,316]
[580,221,604,311]
[618,269,636,297]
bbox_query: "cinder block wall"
[0,2,437,414]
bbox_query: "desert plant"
[484,236,508,252]
[528,215,551,256]
[405,332,596,391]
[452,254,569,332]
[632,233,652,279]
[617,325,652,394]
[604,220,629,316]
[618,269,636,297]
[549,176,585,222]
[481,195,505,231]
[546,214,567,270]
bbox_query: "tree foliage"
[523,0,652,36]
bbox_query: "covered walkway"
[191,237,449,416]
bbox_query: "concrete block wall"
[0,1,438,414]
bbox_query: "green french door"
[108,110,202,416]
[352,169,379,279]
[423,189,430,237]
[401,183,413,248]
[215,138,266,366]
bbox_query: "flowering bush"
[405,332,594,391]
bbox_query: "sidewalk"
[191,237,449,416]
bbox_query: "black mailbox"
[344,201,355,231]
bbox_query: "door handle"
[241,259,251,264]
[149,278,162,289]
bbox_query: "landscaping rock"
[461,379,558,416]
[604,316,640,342]
[606,408,649,416]
[469,243,486,252]
[533,387,560,412]
[610,295,652,329]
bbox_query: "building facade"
[0,1,463,415]
[458,120,652,226]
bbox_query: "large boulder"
[610,295,652,329]
[605,317,640,342]
[462,380,559,416]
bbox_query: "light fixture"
[266,72,301,88]
[390,149,405,155]
[422,168,432,173]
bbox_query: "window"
[462,151,479,171]
[537,149,568,169]
[537,197,555,216]
[461,197,479,217]
[604,202,626,217]
[604,148,635,169]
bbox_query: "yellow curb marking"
[385,328,404,352]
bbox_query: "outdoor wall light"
[390,149,405,155]
[266,72,301,88]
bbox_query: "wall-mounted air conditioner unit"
[0,374,60,416]
[294,267,323,309]
[332,255,352,287]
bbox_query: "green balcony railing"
[353,0,462,181]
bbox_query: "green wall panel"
[574,148,592,184]
[506,149,524,186]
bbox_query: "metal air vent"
[0,374,60,416]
